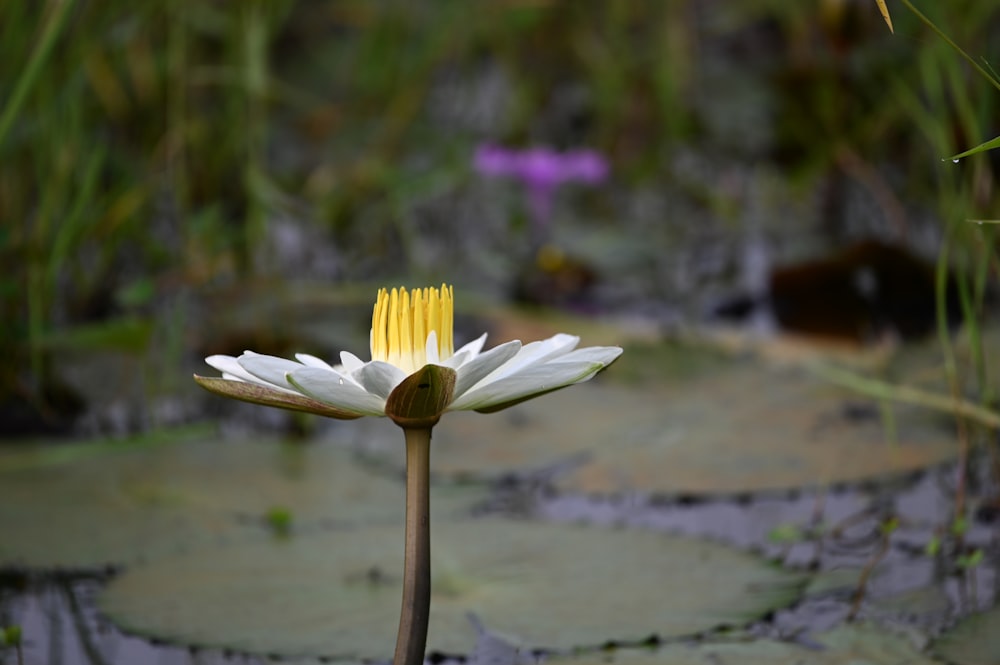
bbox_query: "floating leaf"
[355,351,957,495]
[932,606,1000,665]
[0,425,210,473]
[99,520,803,659]
[871,585,952,618]
[551,623,936,664]
[0,437,482,570]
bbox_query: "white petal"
[295,353,334,369]
[468,334,579,389]
[441,349,472,370]
[425,330,440,365]
[547,345,623,366]
[287,367,386,416]
[448,360,606,411]
[532,332,580,357]
[238,354,308,390]
[452,340,522,398]
[339,351,367,374]
[354,361,407,399]
[206,355,258,384]
[208,353,296,394]
[453,333,487,359]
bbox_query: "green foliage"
[947,134,1000,162]
[1,625,21,647]
[767,522,811,544]
[952,515,970,536]
[878,516,900,536]
[265,505,293,538]
[956,548,983,570]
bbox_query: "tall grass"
[864,0,1000,514]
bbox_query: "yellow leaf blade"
[875,0,894,33]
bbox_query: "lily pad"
[932,606,1000,665]
[550,623,936,665]
[355,352,957,495]
[99,519,803,659]
[0,436,482,570]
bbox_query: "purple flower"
[474,145,608,226]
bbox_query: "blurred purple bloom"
[474,145,608,225]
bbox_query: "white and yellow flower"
[196,284,622,427]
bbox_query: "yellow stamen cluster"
[371,284,454,374]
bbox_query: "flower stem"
[393,426,432,665]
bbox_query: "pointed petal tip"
[450,358,609,412]
[195,374,366,420]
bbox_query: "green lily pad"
[0,436,481,570]
[550,623,936,664]
[355,353,957,495]
[0,425,211,473]
[872,585,952,618]
[932,606,1000,665]
[99,519,803,659]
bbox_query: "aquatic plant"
[474,144,608,228]
[196,284,621,665]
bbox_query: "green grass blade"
[0,0,75,148]
[946,134,1000,161]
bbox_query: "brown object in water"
[768,240,956,343]
[512,244,597,310]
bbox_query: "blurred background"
[2,0,997,439]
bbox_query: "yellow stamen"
[371,284,455,374]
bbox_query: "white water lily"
[196,284,622,425]
[195,283,622,665]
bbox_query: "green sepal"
[194,375,364,420]
[385,364,457,429]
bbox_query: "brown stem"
[847,518,894,621]
[393,426,432,665]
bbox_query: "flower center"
[371,285,454,374]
